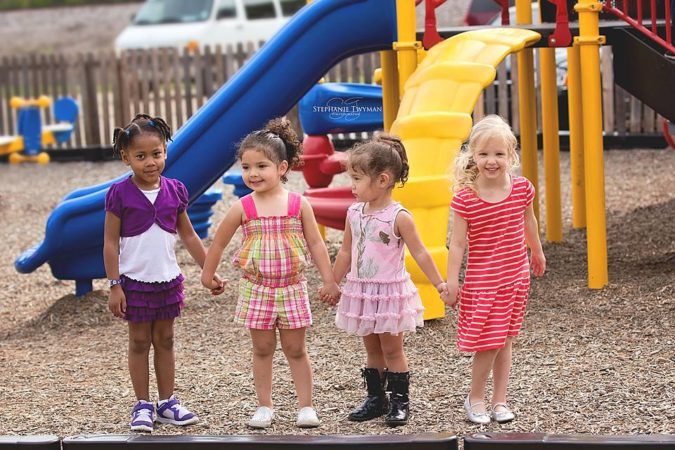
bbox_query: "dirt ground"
[0,149,673,439]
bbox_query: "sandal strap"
[467,397,487,413]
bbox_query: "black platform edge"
[62,433,457,450]
[0,435,60,448]
[464,433,675,450]
[46,147,116,162]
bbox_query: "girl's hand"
[108,286,127,318]
[531,250,546,277]
[210,274,226,295]
[319,282,341,306]
[436,282,453,306]
[444,282,459,307]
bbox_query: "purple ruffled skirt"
[121,274,185,323]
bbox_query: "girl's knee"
[281,341,307,360]
[129,336,152,354]
[152,332,174,351]
[381,346,405,362]
[252,340,276,358]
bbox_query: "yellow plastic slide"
[391,28,541,320]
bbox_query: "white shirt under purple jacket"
[105,176,188,283]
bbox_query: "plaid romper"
[232,192,313,330]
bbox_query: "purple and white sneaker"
[156,395,199,426]
[130,400,154,432]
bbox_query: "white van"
[114,0,305,51]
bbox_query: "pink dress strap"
[241,194,258,220]
[287,192,302,217]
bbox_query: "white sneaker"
[248,406,274,428]
[296,406,320,428]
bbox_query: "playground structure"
[188,188,223,240]
[13,0,674,317]
[0,96,78,164]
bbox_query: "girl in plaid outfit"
[202,118,340,429]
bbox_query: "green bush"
[0,0,140,10]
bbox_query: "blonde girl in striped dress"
[445,115,546,425]
[201,118,340,429]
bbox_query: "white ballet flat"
[464,395,490,425]
[491,402,515,423]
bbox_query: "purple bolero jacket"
[105,176,188,237]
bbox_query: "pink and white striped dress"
[450,176,535,352]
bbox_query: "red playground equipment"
[295,135,353,231]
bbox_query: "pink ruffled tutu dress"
[335,202,424,336]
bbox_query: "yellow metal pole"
[380,50,400,132]
[515,0,540,220]
[539,47,563,242]
[394,0,420,98]
[566,44,587,228]
[575,0,608,288]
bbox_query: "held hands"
[318,281,341,306]
[210,273,226,295]
[440,281,459,307]
[108,286,127,319]
[530,250,546,277]
[202,273,226,295]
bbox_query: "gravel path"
[0,149,673,438]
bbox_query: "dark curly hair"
[112,113,172,158]
[347,133,409,187]
[237,117,303,183]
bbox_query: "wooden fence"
[0,43,663,151]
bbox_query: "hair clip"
[148,120,155,127]
[124,129,130,137]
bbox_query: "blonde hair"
[453,115,520,192]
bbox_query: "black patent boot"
[348,368,388,422]
[385,371,410,426]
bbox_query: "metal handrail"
[602,0,674,53]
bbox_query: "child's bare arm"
[177,211,207,267]
[201,202,243,289]
[446,211,468,306]
[103,212,125,317]
[300,198,341,300]
[524,205,546,276]
[332,218,353,284]
[177,211,225,294]
[395,211,445,293]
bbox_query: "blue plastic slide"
[15,0,397,295]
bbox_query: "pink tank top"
[233,192,312,287]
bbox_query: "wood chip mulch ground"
[0,149,673,439]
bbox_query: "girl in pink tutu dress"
[328,134,449,427]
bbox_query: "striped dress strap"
[241,194,258,220]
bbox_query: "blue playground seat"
[53,97,79,124]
